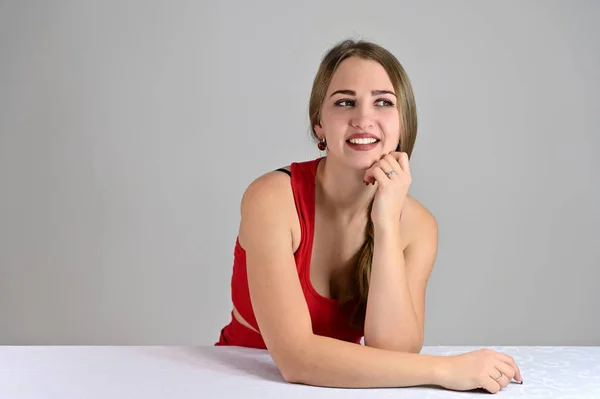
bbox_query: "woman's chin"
[342,156,379,171]
[326,150,382,170]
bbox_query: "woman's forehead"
[329,58,394,93]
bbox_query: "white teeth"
[348,138,378,144]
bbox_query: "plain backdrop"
[1,1,599,346]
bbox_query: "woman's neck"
[315,156,376,223]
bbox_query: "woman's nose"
[350,107,375,130]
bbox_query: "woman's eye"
[335,99,354,107]
[335,99,394,107]
[376,99,395,107]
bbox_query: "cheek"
[322,109,347,127]
[380,110,401,132]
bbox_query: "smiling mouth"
[346,138,380,145]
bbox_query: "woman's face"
[315,57,401,169]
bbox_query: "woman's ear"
[314,123,323,136]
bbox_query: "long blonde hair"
[308,39,418,327]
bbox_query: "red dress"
[215,157,364,349]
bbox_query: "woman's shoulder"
[404,195,436,221]
[242,164,293,200]
[237,164,298,248]
[240,156,320,203]
[403,195,438,245]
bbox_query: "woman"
[215,39,523,394]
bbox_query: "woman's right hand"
[436,348,523,394]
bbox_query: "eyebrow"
[329,89,397,98]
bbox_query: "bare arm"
[239,173,444,387]
[364,205,439,353]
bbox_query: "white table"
[1,346,599,398]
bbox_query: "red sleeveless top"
[215,157,364,349]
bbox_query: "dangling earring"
[317,137,327,151]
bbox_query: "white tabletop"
[1,345,599,398]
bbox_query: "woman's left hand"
[363,152,411,229]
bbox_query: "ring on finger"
[385,170,396,177]
[494,373,503,382]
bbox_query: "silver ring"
[385,170,396,177]
[494,373,503,382]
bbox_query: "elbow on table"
[277,355,302,384]
[270,342,314,384]
[278,357,315,385]
[365,334,424,354]
[281,366,305,384]
[407,340,424,354]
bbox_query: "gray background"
[1,1,598,346]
